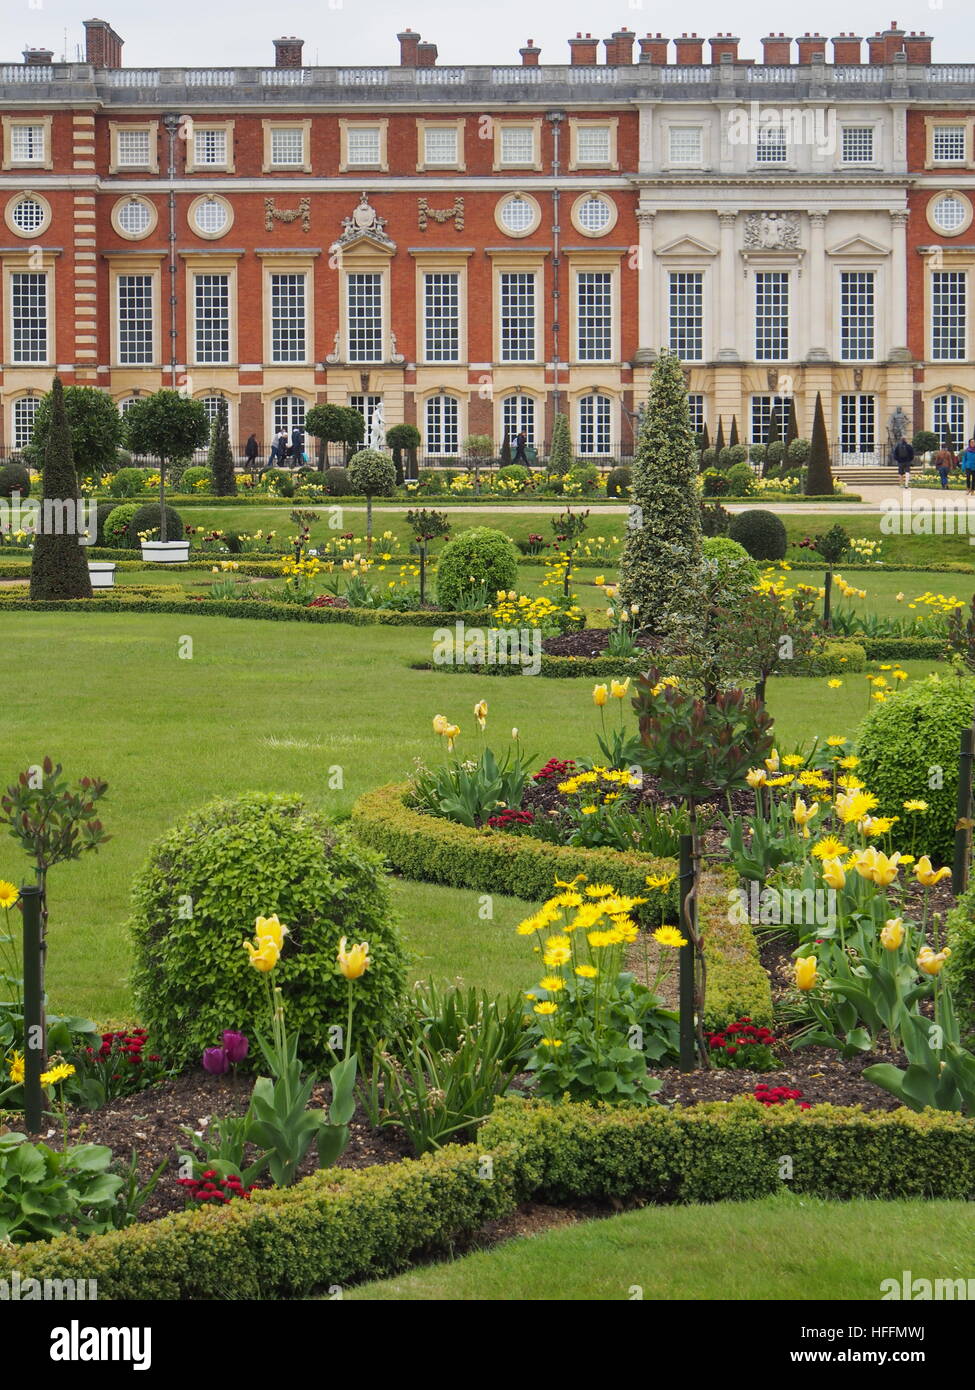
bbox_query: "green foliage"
[565,463,599,495]
[946,890,975,1037]
[700,501,731,537]
[726,461,755,496]
[728,509,788,561]
[857,674,975,864]
[496,464,532,487]
[805,392,834,496]
[129,793,407,1068]
[702,468,731,497]
[181,466,213,492]
[605,466,632,498]
[27,386,123,481]
[123,391,209,466]
[209,401,237,497]
[619,352,704,638]
[102,504,139,547]
[409,746,534,828]
[464,434,494,459]
[788,438,812,465]
[0,1133,124,1244]
[323,467,353,496]
[766,439,785,466]
[548,413,572,476]
[30,377,93,601]
[436,526,517,609]
[305,404,365,454]
[126,503,186,548]
[748,443,767,467]
[913,430,940,455]
[347,449,396,497]
[813,523,850,566]
[0,462,31,499]
[701,536,760,598]
[697,871,775,1029]
[108,467,150,498]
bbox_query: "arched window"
[118,397,140,418]
[425,394,459,456]
[272,394,305,438]
[933,393,967,449]
[12,396,39,450]
[502,394,535,446]
[578,393,612,457]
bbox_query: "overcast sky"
[10,0,975,68]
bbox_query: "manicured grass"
[348,1195,975,1301]
[777,510,975,567]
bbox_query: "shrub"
[94,501,122,546]
[702,536,760,598]
[125,503,186,548]
[262,468,294,498]
[766,440,785,466]
[181,466,213,492]
[417,470,443,495]
[495,464,532,487]
[857,674,975,865]
[565,463,599,495]
[323,467,353,496]
[548,413,572,476]
[102,503,140,548]
[437,526,518,609]
[727,444,748,465]
[728,509,788,561]
[718,447,734,467]
[108,467,149,498]
[702,468,731,497]
[347,449,396,498]
[788,438,812,465]
[748,443,767,468]
[725,461,755,496]
[700,447,718,469]
[913,430,940,456]
[295,471,327,493]
[130,793,407,1068]
[700,501,730,537]
[605,466,632,498]
[946,889,975,1038]
[0,462,31,499]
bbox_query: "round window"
[933,195,966,233]
[117,198,152,237]
[10,196,45,234]
[577,196,611,233]
[497,194,538,236]
[191,196,232,238]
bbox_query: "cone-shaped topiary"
[209,399,237,496]
[618,351,705,638]
[729,415,740,448]
[548,412,572,476]
[29,377,92,599]
[786,396,800,446]
[805,391,835,496]
[714,416,726,455]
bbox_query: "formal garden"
[3,361,975,1302]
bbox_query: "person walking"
[961,439,975,497]
[513,431,528,464]
[291,424,306,467]
[933,441,956,490]
[892,434,915,490]
[268,431,285,469]
[244,434,259,469]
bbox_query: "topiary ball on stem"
[125,503,186,548]
[129,793,407,1068]
[728,509,788,561]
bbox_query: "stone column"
[888,210,911,361]
[634,208,657,363]
[716,211,739,360]
[806,211,829,361]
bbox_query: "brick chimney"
[22,48,54,65]
[903,31,932,63]
[797,33,827,63]
[568,33,599,65]
[674,33,705,65]
[520,39,541,66]
[832,33,863,64]
[761,34,792,64]
[709,33,739,64]
[639,34,669,64]
[417,41,438,67]
[83,18,123,69]
[867,31,887,63]
[882,20,906,59]
[273,37,303,69]
[605,29,635,65]
[397,29,420,67]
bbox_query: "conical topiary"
[30,376,92,600]
[714,416,726,454]
[700,421,710,451]
[805,392,834,496]
[210,400,237,496]
[619,351,705,638]
[729,415,740,447]
[786,396,799,446]
[548,412,572,476]
[768,402,782,447]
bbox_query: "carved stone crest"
[417,196,465,232]
[264,197,311,233]
[331,192,396,252]
[743,211,800,250]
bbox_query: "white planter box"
[141,541,190,564]
[88,562,116,590]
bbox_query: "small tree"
[767,402,783,449]
[29,376,93,600]
[405,507,450,603]
[209,400,237,496]
[387,423,421,485]
[27,386,122,483]
[347,448,396,551]
[811,523,849,629]
[700,421,711,451]
[805,391,835,498]
[500,430,512,468]
[305,404,366,469]
[548,413,572,477]
[124,391,209,541]
[551,506,589,598]
[464,433,493,495]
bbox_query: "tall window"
[840,271,875,361]
[350,394,382,441]
[346,127,381,166]
[932,271,967,361]
[269,127,304,167]
[273,394,305,437]
[116,128,151,167]
[193,128,227,166]
[577,271,612,362]
[755,272,789,361]
[841,127,874,163]
[423,272,459,363]
[502,394,535,445]
[194,274,230,364]
[933,393,967,449]
[347,272,383,363]
[200,395,227,429]
[500,126,535,166]
[839,394,876,453]
[669,272,703,361]
[750,395,792,446]
[578,393,611,456]
[270,273,306,364]
[499,272,535,362]
[12,396,39,450]
[575,126,611,165]
[10,272,48,364]
[10,124,45,163]
[425,394,459,455]
[687,394,705,439]
[423,127,459,166]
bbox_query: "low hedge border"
[3,1095,974,1297]
[0,595,491,629]
[789,560,975,575]
[860,636,949,661]
[351,781,677,920]
[697,867,775,1030]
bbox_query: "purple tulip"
[222,1031,249,1065]
[202,1046,229,1076]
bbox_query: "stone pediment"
[330,192,396,255]
[654,234,718,258]
[826,234,889,257]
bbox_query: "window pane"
[755,272,789,360]
[273,395,305,436]
[499,271,535,362]
[10,197,45,234]
[842,127,874,163]
[424,127,458,165]
[425,395,459,455]
[840,394,876,452]
[270,128,304,166]
[502,394,535,444]
[577,271,612,362]
[501,127,535,165]
[669,272,703,361]
[750,395,791,446]
[932,271,967,361]
[576,126,611,164]
[499,196,534,234]
[578,394,611,456]
[117,274,153,365]
[11,273,47,364]
[577,196,611,233]
[756,124,787,163]
[933,126,966,162]
[195,274,230,363]
[270,273,306,363]
[347,272,383,363]
[669,127,702,163]
[350,394,382,440]
[932,195,967,233]
[193,199,229,236]
[840,271,874,361]
[346,127,381,165]
[13,397,39,450]
[194,129,227,165]
[117,129,151,166]
[687,393,705,438]
[424,272,459,362]
[118,198,151,236]
[11,124,44,161]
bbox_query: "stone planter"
[141,540,190,564]
[88,562,116,590]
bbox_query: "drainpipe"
[546,110,565,439]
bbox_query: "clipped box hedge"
[697,868,775,1030]
[0,594,490,629]
[3,1096,974,1298]
[860,636,948,661]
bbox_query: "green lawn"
[348,1195,975,1301]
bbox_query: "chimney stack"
[761,34,792,65]
[22,48,54,65]
[903,31,932,63]
[797,33,827,64]
[83,18,124,69]
[867,31,887,63]
[520,39,541,66]
[832,33,863,64]
[639,34,669,64]
[674,33,704,65]
[417,40,438,67]
[568,33,599,66]
[273,36,304,69]
[882,20,906,59]
[709,33,740,64]
[605,28,635,65]
[397,29,420,67]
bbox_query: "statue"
[887,406,910,447]
[368,400,386,452]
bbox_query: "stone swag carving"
[417,196,465,231]
[264,197,311,232]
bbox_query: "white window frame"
[669,270,705,362]
[109,122,159,174]
[577,392,613,457]
[12,395,40,450]
[424,394,461,456]
[3,117,51,170]
[930,268,968,362]
[262,121,311,173]
[575,268,615,364]
[185,122,234,174]
[754,270,791,361]
[114,271,157,368]
[493,119,543,173]
[267,270,309,365]
[567,118,617,171]
[339,120,388,172]
[838,269,876,362]
[417,119,465,172]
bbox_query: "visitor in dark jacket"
[244,434,259,467]
[892,436,915,490]
[961,440,975,496]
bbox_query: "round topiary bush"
[347,448,396,497]
[109,467,150,498]
[130,794,407,1067]
[496,464,532,487]
[125,502,186,547]
[436,526,518,609]
[857,675,975,867]
[181,466,213,492]
[94,501,123,547]
[0,462,31,499]
[701,447,718,469]
[102,503,140,548]
[323,467,353,496]
[766,440,785,467]
[728,509,788,561]
[605,466,632,499]
[702,536,760,600]
[726,461,756,496]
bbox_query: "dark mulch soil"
[47,1072,411,1223]
[654,1050,906,1111]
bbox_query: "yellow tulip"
[820,857,846,890]
[337,936,371,980]
[765,749,780,773]
[592,684,608,708]
[795,956,818,991]
[610,678,631,700]
[474,699,488,730]
[433,714,449,736]
[881,918,905,951]
[867,851,902,887]
[254,914,288,950]
[917,946,951,976]
[792,797,819,837]
[445,724,460,751]
[244,937,280,972]
[914,855,952,888]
